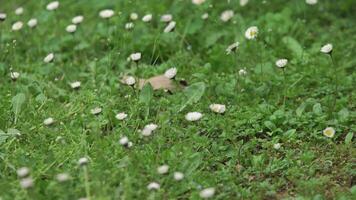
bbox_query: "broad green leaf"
[179,82,206,112]
[338,108,349,121]
[312,103,322,115]
[296,102,306,117]
[0,129,8,145]
[11,93,26,124]
[139,83,153,105]
[345,132,353,144]
[282,36,303,58]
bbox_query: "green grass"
[0,0,355,199]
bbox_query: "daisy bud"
[72,15,84,24]
[44,53,54,63]
[185,112,203,121]
[320,43,333,54]
[70,81,81,89]
[27,19,38,28]
[245,26,258,40]
[200,187,215,199]
[15,7,24,15]
[90,107,102,115]
[43,117,55,126]
[12,21,23,31]
[115,112,128,120]
[163,21,176,33]
[323,127,335,138]
[238,69,247,76]
[157,165,169,174]
[240,0,249,6]
[201,13,209,20]
[275,59,288,68]
[17,167,30,178]
[0,13,6,21]
[164,67,177,79]
[160,14,172,22]
[130,13,138,20]
[78,157,89,166]
[220,10,234,22]
[56,173,71,182]
[209,104,226,114]
[142,14,152,22]
[124,76,136,86]
[46,1,59,11]
[147,182,160,190]
[130,52,141,62]
[99,9,114,19]
[10,72,20,80]
[306,0,318,5]
[125,22,134,30]
[66,24,77,33]
[20,177,34,189]
[192,0,206,5]
[173,172,184,181]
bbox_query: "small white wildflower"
[273,143,281,150]
[70,81,81,89]
[46,1,59,11]
[10,71,20,80]
[157,165,169,174]
[141,123,158,136]
[238,69,247,76]
[99,9,114,19]
[164,67,177,79]
[160,14,172,22]
[125,22,134,30]
[115,112,127,120]
[90,107,102,115]
[306,0,318,5]
[174,172,184,181]
[220,10,234,22]
[56,173,71,182]
[240,0,249,6]
[17,167,30,178]
[192,0,206,5]
[320,43,333,54]
[185,112,203,121]
[245,26,258,40]
[142,14,152,22]
[66,24,77,33]
[43,117,55,126]
[163,21,176,33]
[275,59,288,68]
[124,76,136,86]
[145,124,158,131]
[78,157,89,166]
[141,128,153,136]
[0,13,7,21]
[130,52,141,61]
[15,7,24,15]
[12,21,23,31]
[72,15,84,24]
[201,13,209,20]
[44,53,54,63]
[226,42,239,55]
[27,18,38,28]
[147,182,160,190]
[130,12,138,20]
[209,104,226,114]
[20,177,34,189]
[323,127,335,138]
[200,187,215,198]
[119,136,129,146]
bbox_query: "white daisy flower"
[200,187,215,198]
[209,104,226,114]
[306,0,318,5]
[78,157,89,166]
[124,76,136,86]
[56,173,71,182]
[275,59,288,68]
[70,81,81,89]
[0,13,6,21]
[245,26,258,40]
[157,165,169,174]
[323,127,335,138]
[10,71,20,80]
[164,67,177,79]
[44,53,54,63]
[141,123,158,136]
[240,0,249,6]
[66,24,77,33]
[163,21,176,33]
[12,21,23,31]
[130,13,138,20]
[147,182,160,190]
[115,112,127,120]
[99,9,114,19]
[185,112,203,121]
[160,14,172,22]
[173,172,184,181]
[17,167,30,178]
[226,42,239,55]
[320,43,333,54]
[145,123,158,131]
[238,69,247,76]
[15,7,24,15]
[201,13,209,20]
[72,15,84,24]
[130,52,141,61]
[125,22,134,30]
[90,107,102,115]
[27,18,38,28]
[20,177,34,189]
[192,0,206,5]
[119,136,129,146]
[273,143,281,150]
[43,117,55,126]
[46,1,59,11]
[142,14,152,22]
[141,128,153,136]
[220,10,234,22]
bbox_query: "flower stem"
[282,68,287,108]
[329,54,338,115]
[83,166,91,200]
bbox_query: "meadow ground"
[0,0,355,199]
